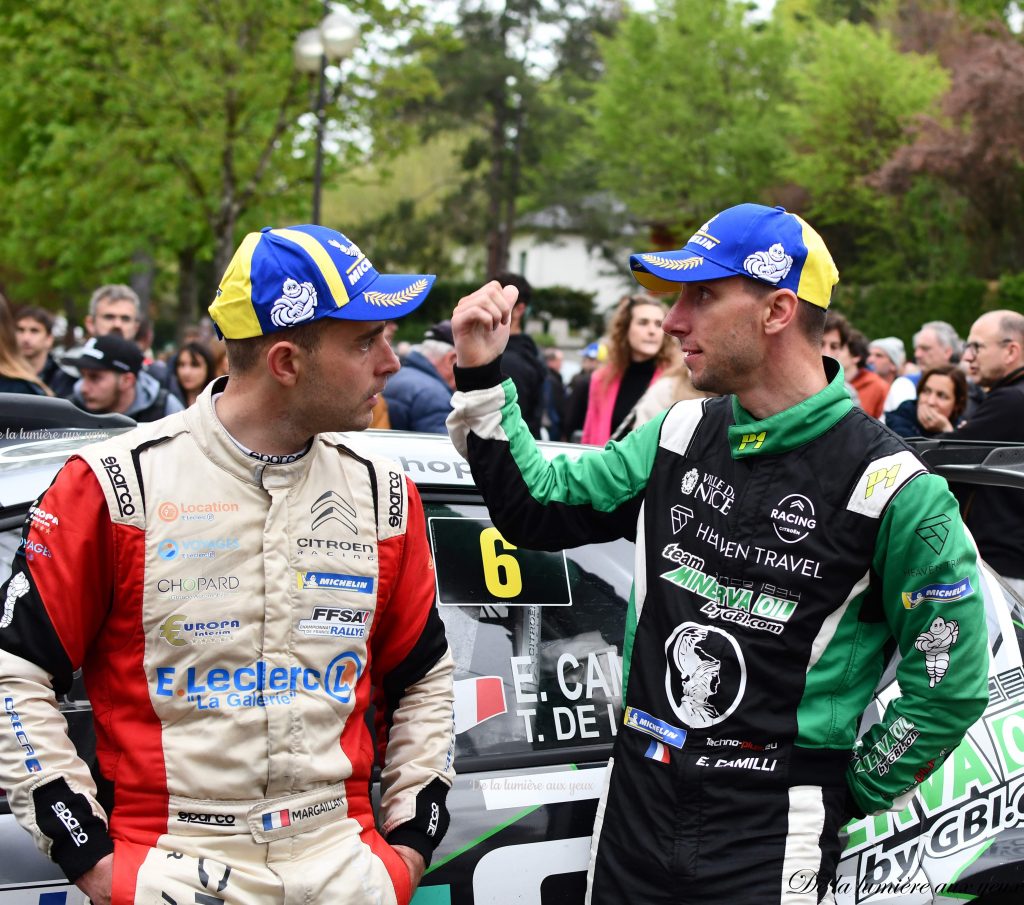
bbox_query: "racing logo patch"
[664,623,746,728]
[770,493,816,544]
[915,617,959,687]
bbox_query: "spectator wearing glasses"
[939,310,1024,596]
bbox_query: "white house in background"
[507,231,635,316]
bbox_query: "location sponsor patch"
[624,706,686,749]
[902,577,973,610]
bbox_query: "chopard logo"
[311,491,357,534]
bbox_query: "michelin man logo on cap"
[209,224,436,340]
[629,203,838,309]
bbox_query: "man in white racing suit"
[0,225,455,904]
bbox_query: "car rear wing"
[907,438,1024,491]
[0,392,136,429]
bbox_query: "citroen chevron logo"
[311,491,358,535]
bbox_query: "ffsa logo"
[311,491,357,534]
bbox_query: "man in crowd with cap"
[446,203,987,904]
[0,225,455,904]
[383,319,457,433]
[63,333,183,421]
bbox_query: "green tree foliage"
[0,0,407,330]
[782,18,949,279]
[587,0,792,239]
[368,1,620,278]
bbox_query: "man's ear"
[763,289,800,336]
[265,340,305,387]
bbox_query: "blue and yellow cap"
[629,204,839,309]
[209,225,435,339]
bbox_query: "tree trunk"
[130,250,156,315]
[176,247,199,345]
[485,103,508,279]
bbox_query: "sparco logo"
[100,456,135,517]
[427,801,440,836]
[177,811,236,826]
[388,471,404,529]
[770,494,816,544]
[311,491,357,534]
[51,801,88,847]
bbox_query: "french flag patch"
[262,808,291,831]
[645,740,671,764]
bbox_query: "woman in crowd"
[0,295,51,396]
[581,294,677,445]
[889,364,969,437]
[631,359,713,432]
[169,341,215,408]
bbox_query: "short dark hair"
[847,328,870,367]
[495,272,532,308]
[823,311,852,347]
[15,305,54,334]
[225,321,323,374]
[740,278,825,346]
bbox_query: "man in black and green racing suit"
[446,203,988,905]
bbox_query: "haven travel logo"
[298,571,374,594]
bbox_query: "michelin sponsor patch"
[624,706,686,749]
[902,577,973,610]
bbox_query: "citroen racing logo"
[311,491,357,534]
[770,494,816,544]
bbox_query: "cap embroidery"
[328,238,362,258]
[364,278,429,307]
[639,254,704,271]
[742,243,792,284]
[271,279,318,328]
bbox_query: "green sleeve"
[847,472,989,813]
[450,378,666,549]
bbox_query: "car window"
[425,500,633,767]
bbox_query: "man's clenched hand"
[451,281,519,368]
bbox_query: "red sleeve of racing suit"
[0,457,116,880]
[371,477,455,864]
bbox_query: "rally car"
[1,394,1023,905]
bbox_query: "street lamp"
[294,5,360,225]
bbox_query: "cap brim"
[629,251,739,292]
[61,354,114,372]
[323,272,436,321]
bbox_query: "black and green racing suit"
[448,357,988,905]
